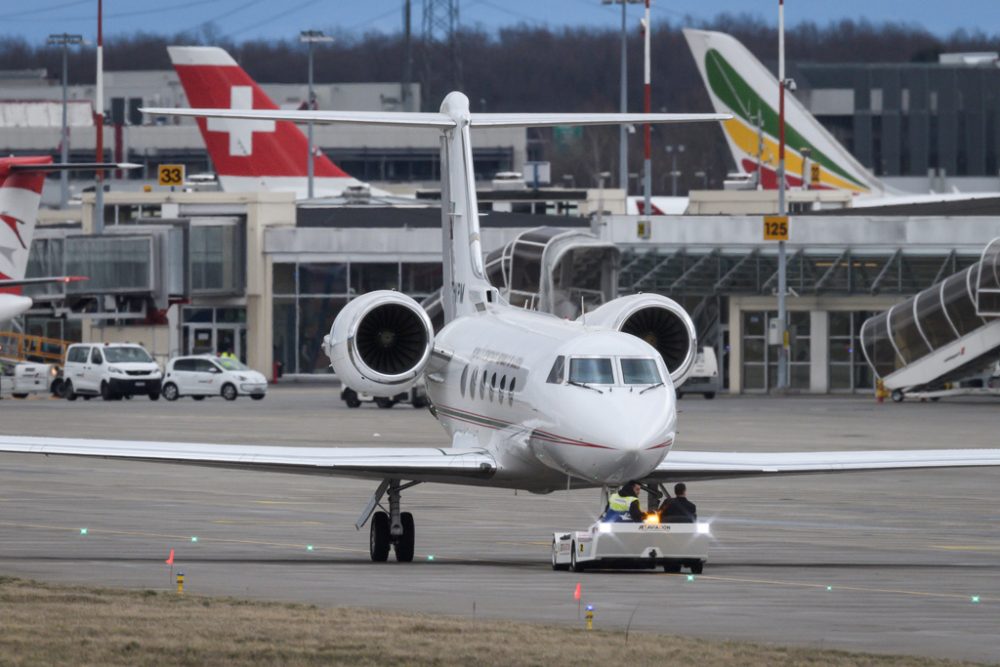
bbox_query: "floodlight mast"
[776,0,789,391]
[47,32,84,209]
[602,0,643,193]
[299,30,334,200]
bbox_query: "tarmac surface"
[1,387,999,662]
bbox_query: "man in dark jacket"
[660,483,697,523]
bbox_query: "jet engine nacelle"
[322,291,435,395]
[582,294,698,385]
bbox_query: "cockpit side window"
[620,358,662,385]
[546,356,565,384]
[569,357,614,384]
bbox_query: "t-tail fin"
[0,156,48,286]
[141,93,728,323]
[682,28,890,196]
[167,46,362,197]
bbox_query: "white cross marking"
[206,86,276,156]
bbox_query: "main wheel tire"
[370,511,391,562]
[221,383,238,401]
[395,512,415,563]
[570,542,585,573]
[162,383,180,401]
[342,389,361,408]
[375,397,395,409]
[891,389,905,403]
[64,381,77,401]
[551,539,569,571]
[689,561,704,575]
[148,392,160,401]
[100,381,115,401]
[192,395,205,401]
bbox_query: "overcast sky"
[2,0,997,45]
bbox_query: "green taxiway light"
[686,575,695,582]
[190,536,198,543]
[971,595,980,604]
[427,555,435,561]
[79,528,88,535]
[306,545,314,552]
[826,586,833,592]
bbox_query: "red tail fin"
[0,156,49,286]
[167,46,348,180]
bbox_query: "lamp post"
[665,144,684,196]
[299,30,334,200]
[47,33,84,210]
[602,0,643,192]
[776,0,789,390]
[640,0,651,221]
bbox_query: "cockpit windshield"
[569,358,614,384]
[620,358,661,385]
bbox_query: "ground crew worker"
[603,481,644,522]
[659,482,697,523]
[219,346,236,360]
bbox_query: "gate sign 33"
[158,164,185,187]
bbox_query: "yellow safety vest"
[608,493,638,513]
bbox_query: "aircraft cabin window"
[569,357,614,384]
[509,377,516,393]
[491,372,497,389]
[460,364,469,397]
[620,358,662,385]
[500,375,506,391]
[546,356,565,383]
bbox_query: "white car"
[62,343,162,401]
[552,519,711,574]
[162,355,267,401]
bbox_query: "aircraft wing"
[648,448,1000,482]
[0,435,495,485]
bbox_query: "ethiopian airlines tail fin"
[683,28,891,196]
[167,46,365,198]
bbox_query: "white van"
[62,343,162,401]
[162,355,267,401]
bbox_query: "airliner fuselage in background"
[2,92,1000,564]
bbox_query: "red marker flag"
[165,549,175,565]
[574,582,581,601]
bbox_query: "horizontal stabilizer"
[141,107,730,130]
[8,162,140,173]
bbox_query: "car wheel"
[704,392,716,400]
[663,560,682,574]
[221,383,238,401]
[250,394,265,401]
[375,397,395,409]
[369,511,391,562]
[342,388,362,408]
[12,393,27,399]
[689,560,704,575]
[148,392,160,401]
[891,389,905,403]
[551,539,569,571]
[395,512,415,563]
[570,542,585,573]
[162,383,179,401]
[51,379,64,398]
[100,381,115,401]
[64,381,77,401]
[192,395,205,401]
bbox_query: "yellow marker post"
[763,215,789,241]
[585,605,594,631]
[176,572,184,595]
[157,164,185,189]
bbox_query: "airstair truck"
[861,238,1000,402]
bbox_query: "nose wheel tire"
[395,512,415,562]
[375,397,395,409]
[370,511,391,562]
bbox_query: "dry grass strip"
[0,577,985,667]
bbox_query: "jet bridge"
[860,237,1000,394]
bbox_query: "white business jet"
[2,95,999,563]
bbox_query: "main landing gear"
[358,479,420,563]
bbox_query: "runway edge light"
[971,595,980,604]
[79,528,88,535]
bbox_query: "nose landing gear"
[360,479,419,563]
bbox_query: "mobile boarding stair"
[860,238,1000,402]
